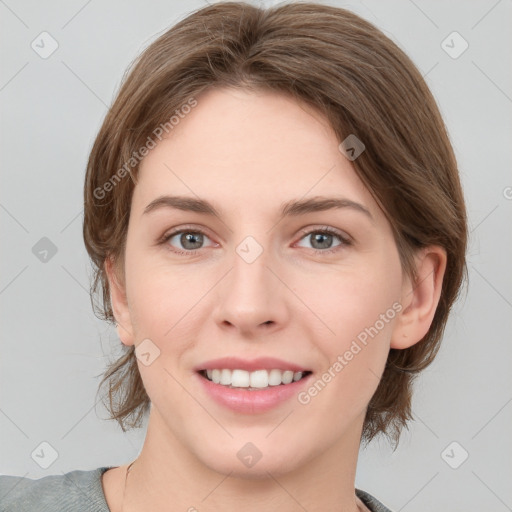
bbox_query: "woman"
[0,2,467,511]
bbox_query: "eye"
[160,227,216,255]
[159,225,351,256]
[295,227,351,254]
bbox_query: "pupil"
[182,232,203,250]
[312,233,332,249]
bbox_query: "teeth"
[282,371,294,384]
[232,369,250,387]
[249,369,268,388]
[202,369,307,388]
[268,369,283,386]
[220,369,232,385]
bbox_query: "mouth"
[195,365,315,413]
[197,368,313,390]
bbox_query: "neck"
[121,407,366,512]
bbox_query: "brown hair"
[84,1,467,448]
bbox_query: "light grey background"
[1,0,511,510]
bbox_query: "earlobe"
[390,246,447,350]
[104,256,135,347]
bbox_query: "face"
[111,87,409,476]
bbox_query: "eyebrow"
[142,195,373,221]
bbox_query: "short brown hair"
[84,1,467,448]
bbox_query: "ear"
[104,255,135,347]
[391,245,447,349]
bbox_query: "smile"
[195,368,314,414]
[199,368,312,389]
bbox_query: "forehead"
[133,87,376,218]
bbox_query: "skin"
[102,87,447,512]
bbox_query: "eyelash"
[158,225,352,257]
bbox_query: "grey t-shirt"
[0,467,393,512]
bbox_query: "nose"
[212,242,289,337]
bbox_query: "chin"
[194,437,311,479]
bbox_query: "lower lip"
[195,372,313,414]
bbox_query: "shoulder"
[0,467,112,512]
[356,488,394,512]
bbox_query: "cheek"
[309,265,401,346]
[125,259,206,404]
[298,249,403,397]
[125,245,204,335]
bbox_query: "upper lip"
[195,357,310,373]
